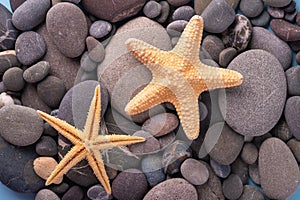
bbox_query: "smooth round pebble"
[112,169,148,200]
[267,6,285,18]
[221,50,287,136]
[251,10,270,27]
[166,20,188,37]
[89,20,112,39]
[286,65,300,96]
[37,76,66,108]
[35,189,60,200]
[181,158,209,185]
[210,159,231,178]
[128,130,160,155]
[62,186,84,200]
[287,138,300,162]
[284,96,300,140]
[167,0,190,6]
[80,52,98,72]
[23,61,50,83]
[87,184,112,200]
[259,137,300,199]
[46,2,87,58]
[270,19,300,41]
[172,6,194,21]
[284,1,296,12]
[202,35,225,62]
[239,0,264,17]
[33,157,62,184]
[239,185,264,200]
[0,105,43,146]
[15,31,46,65]
[86,36,105,63]
[144,178,197,200]
[35,136,58,156]
[141,154,166,187]
[0,92,14,108]
[263,0,291,7]
[222,174,243,200]
[143,1,162,19]
[219,47,237,67]
[3,67,25,91]
[240,143,258,164]
[156,1,170,23]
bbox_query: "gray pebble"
[172,6,195,21]
[156,1,170,23]
[0,50,21,74]
[239,0,264,18]
[35,136,58,156]
[287,138,300,162]
[251,10,270,27]
[166,20,188,37]
[128,130,160,155]
[239,185,264,200]
[286,66,300,96]
[80,70,98,82]
[35,189,60,200]
[143,1,162,19]
[0,105,43,146]
[219,47,237,67]
[15,31,47,65]
[141,154,166,187]
[86,36,105,63]
[0,5,18,51]
[3,67,25,91]
[249,163,260,184]
[267,6,285,18]
[89,20,112,39]
[80,51,98,72]
[284,96,300,140]
[87,184,112,200]
[263,0,291,7]
[231,157,249,184]
[181,158,209,185]
[167,0,191,6]
[43,122,58,137]
[194,0,211,15]
[23,61,50,83]
[270,119,292,141]
[210,159,231,178]
[202,35,225,63]
[222,174,243,200]
[240,143,258,164]
[62,186,84,200]
[0,92,14,108]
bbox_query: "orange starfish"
[125,15,243,140]
[37,85,145,194]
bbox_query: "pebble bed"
[0,0,300,199]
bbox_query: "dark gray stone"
[270,119,292,141]
[3,67,25,92]
[263,0,291,7]
[270,19,300,41]
[172,6,194,21]
[251,10,270,27]
[240,143,258,164]
[239,0,264,18]
[287,138,300,162]
[180,158,209,185]
[219,47,237,67]
[156,1,170,23]
[167,0,191,6]
[87,184,112,200]
[202,35,225,63]
[239,185,264,200]
[141,154,166,187]
[267,6,285,18]
[129,130,160,155]
[0,4,18,50]
[80,51,98,72]
[231,157,249,184]
[35,136,58,156]
[166,20,188,37]
[23,61,50,83]
[0,50,21,75]
[210,159,231,178]
[143,1,162,19]
[222,174,243,200]
[62,186,84,200]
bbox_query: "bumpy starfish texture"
[125,15,243,140]
[37,85,145,194]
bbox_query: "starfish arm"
[83,85,101,140]
[46,145,86,186]
[86,151,111,194]
[37,110,82,144]
[172,15,203,64]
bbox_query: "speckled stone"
[87,184,112,200]
[180,158,209,185]
[239,0,264,18]
[222,174,243,200]
[80,51,98,72]
[33,157,62,184]
[231,157,249,184]
[249,163,260,184]
[240,143,258,164]
[284,96,300,140]
[270,19,300,41]
[251,10,270,27]
[271,119,292,141]
[287,138,300,162]
[156,1,170,23]
[3,67,25,92]
[267,6,285,18]
[202,35,225,63]
[23,61,50,83]
[210,159,231,178]
[263,0,291,7]
[89,20,112,39]
[143,1,162,18]
[239,185,264,200]
[35,189,60,200]
[62,186,84,200]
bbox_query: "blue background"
[0,0,300,199]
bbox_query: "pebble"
[23,61,50,83]
[210,159,231,178]
[172,6,195,21]
[35,189,60,200]
[10,0,26,12]
[80,52,98,72]
[270,19,300,41]
[219,47,237,67]
[0,136,44,192]
[285,10,297,22]
[222,14,252,52]
[284,1,296,12]
[81,0,146,22]
[86,36,105,63]
[284,96,300,140]
[15,31,46,65]
[0,50,21,74]
[89,20,112,39]
[62,186,84,200]
[271,119,292,141]
[204,123,244,165]
[202,35,225,63]
[48,182,69,194]
[166,20,188,37]
[222,174,243,200]
[287,138,300,162]
[156,1,170,23]
[222,50,287,136]
[250,27,292,70]
[267,6,285,18]
[240,143,258,164]
[180,158,209,185]
[167,0,190,6]
[112,169,148,200]
[286,66,300,96]
[12,0,50,31]
[0,92,14,108]
[143,1,162,19]
[0,4,18,51]
[0,105,43,146]
[144,178,197,200]
[158,131,176,149]
[141,154,166,187]
[201,0,235,33]
[35,136,58,156]
[239,0,264,18]
[263,0,291,7]
[162,140,192,174]
[249,163,260,184]
[3,67,25,92]
[231,157,249,184]
[259,137,300,199]
[37,76,66,108]
[194,0,211,15]
[142,113,179,137]
[251,10,270,27]
[87,184,112,200]
[33,157,62,184]
[46,2,87,58]
[239,185,265,200]
[129,130,160,155]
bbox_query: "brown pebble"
[270,19,300,41]
[33,157,62,184]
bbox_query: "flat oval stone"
[35,189,60,200]
[12,0,50,31]
[180,158,209,185]
[3,67,25,92]
[219,47,237,67]
[210,159,231,178]
[270,19,300,41]
[263,0,291,7]
[23,61,50,83]
[35,136,58,156]
[15,31,46,65]
[0,105,43,146]
[89,20,112,39]
[267,6,285,18]
[33,157,62,184]
[87,184,112,200]
[0,50,21,74]
[81,0,146,23]
[0,4,18,50]
[172,6,195,21]
[250,27,292,70]
[251,10,270,27]
[222,174,243,200]
[202,0,235,33]
[221,50,287,136]
[46,2,87,58]
[202,35,225,62]
[259,137,300,199]
[144,178,197,200]
[285,66,300,96]
[240,143,258,164]
[284,96,300,140]
[143,1,162,19]
[167,20,188,37]
[239,0,264,18]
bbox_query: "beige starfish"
[125,15,243,140]
[37,85,145,194]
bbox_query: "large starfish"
[125,15,243,140]
[37,85,145,194]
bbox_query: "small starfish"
[125,15,243,140]
[37,85,145,194]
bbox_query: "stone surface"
[23,61,50,83]
[267,6,285,18]
[231,157,249,184]
[3,67,25,91]
[46,2,87,58]
[80,51,98,72]
[167,20,188,37]
[0,92,14,108]
[284,96,300,140]
[219,47,237,67]
[202,35,225,63]
[87,184,112,200]
[222,174,243,200]
[172,6,194,21]
[10,0,27,12]
[144,178,197,200]
[156,1,170,23]
[194,0,211,15]
[180,158,209,185]
[287,138,300,162]
[221,50,287,136]
[240,143,258,164]
[143,1,162,19]
[89,20,112,39]
[259,137,300,199]
[270,119,292,141]
[0,50,21,75]
[62,186,84,200]
[210,159,231,178]
[239,185,264,200]
[251,10,270,27]
[263,0,291,7]
[0,105,43,146]
[128,130,160,155]
[33,157,62,184]
[167,0,191,6]
[141,154,165,187]
[239,0,264,18]
[86,36,105,63]
[271,19,300,41]
[81,0,146,22]
[249,163,260,184]
[35,136,58,156]
[35,189,60,200]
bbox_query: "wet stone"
[143,1,162,19]
[86,36,105,63]
[129,130,160,155]
[35,136,58,156]
[23,61,50,83]
[141,154,166,187]
[267,6,285,18]
[180,158,209,185]
[89,20,112,39]
[210,159,231,178]
[251,10,270,27]
[222,174,243,200]
[3,67,25,92]
[202,35,225,63]
[172,6,195,21]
